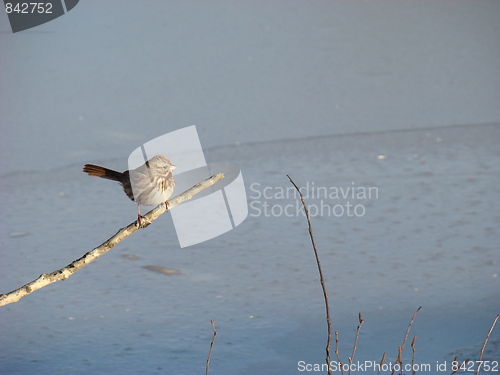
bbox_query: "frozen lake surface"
[1,1,499,374]
[1,123,498,374]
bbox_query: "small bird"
[83,154,176,226]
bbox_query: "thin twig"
[393,345,402,375]
[287,175,332,375]
[474,314,500,375]
[206,320,217,375]
[411,336,416,375]
[335,331,344,375]
[449,356,470,375]
[349,313,364,375]
[449,356,458,375]
[402,307,421,352]
[0,173,225,307]
[378,353,386,375]
[450,355,458,375]
[398,307,421,374]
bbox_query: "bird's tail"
[83,164,124,182]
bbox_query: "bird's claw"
[136,214,146,228]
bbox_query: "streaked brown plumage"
[83,154,176,226]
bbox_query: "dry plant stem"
[348,313,364,375]
[450,358,470,375]
[474,314,500,375]
[335,331,345,375]
[411,336,417,375]
[0,173,225,308]
[402,307,421,352]
[393,346,402,375]
[287,175,332,375]
[206,320,217,375]
[398,306,421,374]
[378,353,386,375]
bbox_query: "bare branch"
[335,331,344,375]
[349,313,364,375]
[402,307,421,352]
[397,306,421,373]
[411,336,417,375]
[378,353,386,375]
[0,173,225,307]
[206,320,218,375]
[474,314,500,375]
[450,357,470,375]
[287,175,332,375]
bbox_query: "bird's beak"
[171,165,177,170]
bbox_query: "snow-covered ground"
[1,2,499,374]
